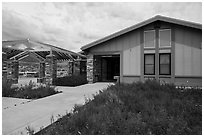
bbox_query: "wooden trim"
[159,76,171,78]
[171,26,175,83]
[159,49,171,53]
[120,51,123,83]
[155,28,159,80]
[123,75,141,77]
[175,76,202,78]
[140,28,144,82]
[144,50,155,53]
[91,51,120,55]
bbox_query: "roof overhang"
[81,15,202,51]
[3,39,86,61]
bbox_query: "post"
[73,60,80,76]
[45,51,57,85]
[37,62,45,83]
[87,54,94,83]
[2,52,7,82]
[67,60,73,76]
[11,59,19,84]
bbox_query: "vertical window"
[159,53,171,75]
[144,54,155,75]
[144,30,155,48]
[159,29,171,47]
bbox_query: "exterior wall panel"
[90,30,140,53]
[175,26,202,77]
[192,48,202,76]
[123,76,140,83]
[175,77,202,87]
[123,46,140,75]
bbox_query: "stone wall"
[37,62,46,83]
[2,52,7,82]
[45,54,57,85]
[11,60,19,84]
[94,56,102,81]
[87,54,94,83]
[67,61,73,76]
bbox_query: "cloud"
[2,2,202,52]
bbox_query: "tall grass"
[36,80,202,135]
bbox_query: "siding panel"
[90,30,140,52]
[175,26,202,77]
[123,46,140,75]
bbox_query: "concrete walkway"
[2,83,112,135]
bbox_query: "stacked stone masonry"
[11,60,19,84]
[45,54,57,85]
[87,54,94,83]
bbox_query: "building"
[81,15,202,87]
[2,39,86,84]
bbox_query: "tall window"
[159,53,171,75]
[144,30,155,48]
[144,54,155,75]
[159,29,171,47]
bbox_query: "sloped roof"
[81,15,202,51]
[3,39,86,60]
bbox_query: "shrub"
[2,79,18,97]
[36,80,202,135]
[54,74,87,87]
[2,80,61,99]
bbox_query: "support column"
[171,25,175,84]
[80,60,87,75]
[67,61,73,76]
[94,56,102,82]
[45,52,57,85]
[73,60,80,76]
[140,28,144,82]
[87,54,94,83]
[11,59,19,84]
[37,62,45,83]
[155,27,159,81]
[2,52,7,82]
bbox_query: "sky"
[2,2,202,52]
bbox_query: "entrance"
[95,55,120,82]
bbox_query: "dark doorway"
[101,55,120,82]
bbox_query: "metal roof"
[81,15,202,51]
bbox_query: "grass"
[2,80,62,99]
[54,74,88,87]
[36,80,202,135]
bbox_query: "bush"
[2,80,61,99]
[36,80,202,135]
[54,74,87,87]
[2,79,18,97]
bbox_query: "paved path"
[2,83,112,135]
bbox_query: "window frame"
[159,53,171,75]
[144,30,156,48]
[144,54,155,75]
[159,29,171,48]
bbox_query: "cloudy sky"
[2,2,202,52]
